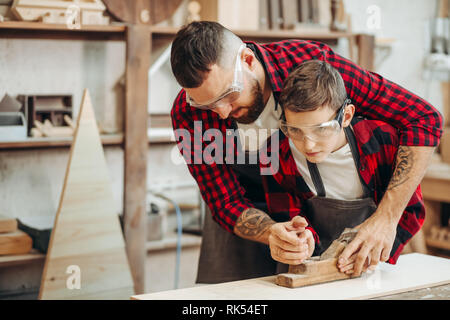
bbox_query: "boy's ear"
[342,104,355,127]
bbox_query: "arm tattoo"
[234,208,275,240]
[387,146,414,190]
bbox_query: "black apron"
[305,127,378,256]
[196,150,285,283]
[196,126,377,283]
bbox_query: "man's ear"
[242,48,257,71]
[342,104,355,127]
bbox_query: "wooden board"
[281,0,298,29]
[0,230,32,255]
[276,258,355,288]
[123,25,150,295]
[11,0,107,24]
[38,89,134,300]
[0,215,17,233]
[441,127,450,163]
[441,82,449,126]
[217,0,259,31]
[102,0,182,25]
[132,253,450,300]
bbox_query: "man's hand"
[268,216,315,265]
[233,209,315,265]
[338,146,434,276]
[337,214,397,276]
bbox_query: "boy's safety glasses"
[280,99,351,142]
[186,44,246,110]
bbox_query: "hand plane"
[275,228,360,288]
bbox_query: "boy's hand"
[268,216,315,265]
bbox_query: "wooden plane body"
[276,228,359,288]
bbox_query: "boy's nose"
[212,104,232,119]
[303,136,316,150]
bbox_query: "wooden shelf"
[426,238,450,251]
[421,160,450,203]
[0,250,45,268]
[0,21,352,43]
[0,133,123,150]
[150,25,352,42]
[0,21,126,40]
[0,131,177,150]
[146,232,201,252]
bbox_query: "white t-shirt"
[289,138,364,200]
[236,93,280,152]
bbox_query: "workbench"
[132,253,450,300]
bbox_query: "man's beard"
[232,78,265,124]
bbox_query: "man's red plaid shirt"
[171,40,442,261]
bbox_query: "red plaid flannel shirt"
[260,118,425,264]
[171,40,442,238]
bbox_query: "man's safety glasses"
[186,44,246,110]
[280,99,351,142]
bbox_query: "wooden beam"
[124,24,150,295]
[356,34,375,72]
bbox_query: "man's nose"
[213,104,232,119]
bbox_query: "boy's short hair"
[279,60,347,113]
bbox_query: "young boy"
[261,60,425,273]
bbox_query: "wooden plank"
[441,127,450,163]
[0,134,123,150]
[357,34,375,71]
[276,258,355,288]
[269,0,283,30]
[421,177,450,203]
[124,25,150,295]
[0,21,125,40]
[150,26,351,39]
[0,250,45,268]
[0,21,124,32]
[442,82,449,127]
[281,0,298,29]
[132,253,450,300]
[0,215,17,233]
[276,269,352,288]
[38,89,134,300]
[288,258,341,275]
[0,230,32,255]
[102,0,182,25]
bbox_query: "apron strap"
[344,126,371,198]
[306,126,371,198]
[307,161,326,197]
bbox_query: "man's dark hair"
[171,21,227,88]
[279,60,348,113]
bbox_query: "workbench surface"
[132,254,450,300]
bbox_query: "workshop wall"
[345,0,445,115]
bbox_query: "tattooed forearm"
[234,208,275,243]
[387,146,414,190]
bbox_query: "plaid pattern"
[171,40,441,236]
[260,118,426,264]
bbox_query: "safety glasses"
[280,99,351,142]
[186,44,246,110]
